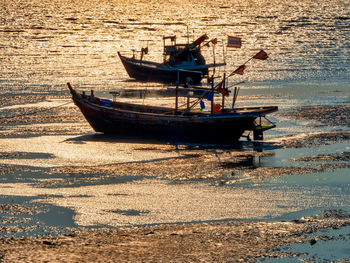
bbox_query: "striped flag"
[227,36,242,48]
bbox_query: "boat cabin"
[162,35,207,67]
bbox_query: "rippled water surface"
[1,0,349,92]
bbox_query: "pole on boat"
[175,70,179,114]
[222,39,226,70]
[163,37,166,63]
[232,87,240,109]
[175,83,179,113]
[212,43,216,76]
[186,25,190,45]
[210,75,214,114]
[221,73,226,110]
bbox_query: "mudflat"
[1,211,350,262]
[1,103,350,262]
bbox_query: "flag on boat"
[203,38,218,47]
[253,50,268,60]
[232,64,246,75]
[215,81,229,96]
[211,38,218,45]
[189,34,208,49]
[227,36,242,48]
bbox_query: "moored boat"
[118,34,225,84]
[67,82,277,144]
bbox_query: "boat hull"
[118,52,207,84]
[67,83,277,144]
[73,99,259,144]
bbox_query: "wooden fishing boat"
[67,83,278,144]
[118,34,225,84]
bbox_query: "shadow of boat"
[64,133,281,152]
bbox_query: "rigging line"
[1,100,73,120]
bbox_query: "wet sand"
[1,211,350,262]
[1,102,350,261]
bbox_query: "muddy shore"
[1,103,350,262]
[1,211,350,262]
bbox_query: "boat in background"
[67,80,277,144]
[118,34,225,84]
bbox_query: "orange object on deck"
[213,103,221,113]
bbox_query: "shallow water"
[1,0,349,90]
[257,225,350,262]
[1,166,350,231]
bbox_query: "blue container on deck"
[100,99,113,107]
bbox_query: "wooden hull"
[118,52,208,84]
[68,88,277,144]
[77,103,251,143]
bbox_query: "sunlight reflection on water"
[1,0,349,92]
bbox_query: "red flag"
[203,38,218,47]
[189,34,208,49]
[232,64,246,75]
[253,50,268,60]
[215,81,229,96]
[227,36,242,48]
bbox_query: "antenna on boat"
[212,41,216,76]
